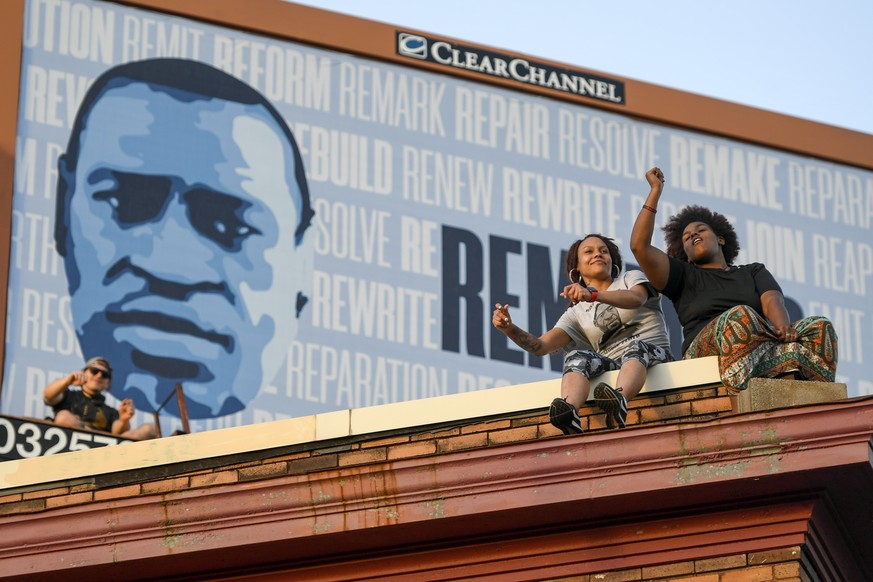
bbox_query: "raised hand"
[67,371,87,387]
[492,303,512,329]
[118,399,136,421]
[645,166,665,191]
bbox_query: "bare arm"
[43,371,85,406]
[760,290,798,341]
[630,167,671,290]
[111,399,135,436]
[560,282,648,309]
[492,303,571,356]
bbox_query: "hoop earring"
[612,264,620,279]
[568,269,581,284]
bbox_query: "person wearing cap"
[43,357,156,440]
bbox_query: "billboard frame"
[1,0,871,399]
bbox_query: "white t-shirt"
[555,270,671,360]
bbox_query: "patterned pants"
[685,305,838,391]
[563,339,673,379]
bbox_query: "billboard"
[3,0,871,433]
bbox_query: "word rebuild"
[293,122,393,194]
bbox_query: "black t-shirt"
[661,256,782,354]
[52,389,119,432]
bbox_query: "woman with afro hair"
[630,167,837,392]
[494,234,673,434]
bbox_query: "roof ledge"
[2,396,872,579]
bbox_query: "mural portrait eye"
[92,173,173,227]
[185,188,260,251]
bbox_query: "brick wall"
[0,383,730,517]
[4,382,861,581]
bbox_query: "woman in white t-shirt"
[493,234,673,434]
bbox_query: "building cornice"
[3,397,872,580]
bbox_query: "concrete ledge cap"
[733,378,848,413]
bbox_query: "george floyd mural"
[4,0,872,432]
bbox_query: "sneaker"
[594,382,628,429]
[549,398,583,435]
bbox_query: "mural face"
[58,81,310,417]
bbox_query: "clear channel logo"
[397,33,427,59]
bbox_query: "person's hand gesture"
[645,167,665,193]
[560,282,587,305]
[66,371,87,387]
[772,324,799,343]
[118,399,136,421]
[492,303,512,329]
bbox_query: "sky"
[289,0,873,136]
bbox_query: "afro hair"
[662,205,740,264]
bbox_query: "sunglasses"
[88,367,112,379]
